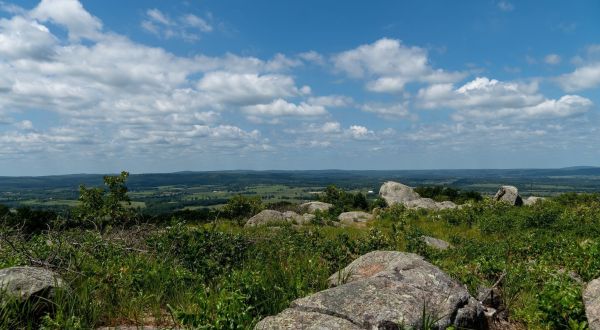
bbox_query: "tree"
[222,195,264,221]
[76,171,132,230]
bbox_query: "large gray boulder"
[245,210,287,227]
[255,308,362,330]
[299,201,333,214]
[379,181,421,205]
[404,198,458,211]
[338,211,373,227]
[584,278,600,330]
[257,251,484,329]
[493,186,523,206]
[0,266,65,302]
[379,181,458,211]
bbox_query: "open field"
[2,168,600,215]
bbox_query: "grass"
[1,193,600,329]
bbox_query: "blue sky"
[0,0,599,175]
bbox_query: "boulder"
[245,210,287,227]
[493,186,523,206]
[257,251,483,329]
[523,196,545,206]
[421,236,451,250]
[337,211,373,227]
[583,278,600,330]
[379,181,458,211]
[0,266,65,302]
[379,181,421,205]
[299,201,333,214]
[255,308,361,330]
[282,211,315,225]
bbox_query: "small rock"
[337,211,373,227]
[421,236,451,250]
[523,196,545,206]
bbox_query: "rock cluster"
[379,181,458,210]
[245,210,315,227]
[256,251,484,329]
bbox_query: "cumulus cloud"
[0,16,57,60]
[558,63,600,92]
[30,0,102,41]
[197,72,305,106]
[242,99,327,117]
[544,54,561,65]
[307,95,353,107]
[333,38,465,93]
[417,77,592,121]
[141,8,212,42]
[360,103,412,119]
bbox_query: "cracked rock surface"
[255,251,484,329]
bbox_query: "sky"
[0,0,599,175]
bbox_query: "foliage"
[3,181,600,329]
[222,194,264,222]
[74,171,133,230]
[414,185,482,204]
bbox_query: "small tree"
[223,195,264,222]
[76,171,132,230]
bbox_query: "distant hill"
[1,167,600,193]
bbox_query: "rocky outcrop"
[245,210,318,227]
[523,196,545,206]
[379,181,420,205]
[245,210,287,227]
[0,266,65,302]
[300,201,333,214]
[379,181,459,211]
[421,236,451,250]
[282,211,315,225]
[405,198,458,211]
[493,186,523,206]
[583,278,600,330]
[338,211,373,227]
[257,251,484,329]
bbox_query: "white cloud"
[497,1,514,12]
[360,103,412,119]
[346,125,376,140]
[15,120,33,130]
[30,0,102,41]
[298,51,325,65]
[141,8,212,42]
[307,95,353,107]
[242,99,327,117]
[0,16,57,60]
[333,38,465,93]
[557,63,600,92]
[418,77,592,121]
[197,71,303,106]
[544,54,561,65]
